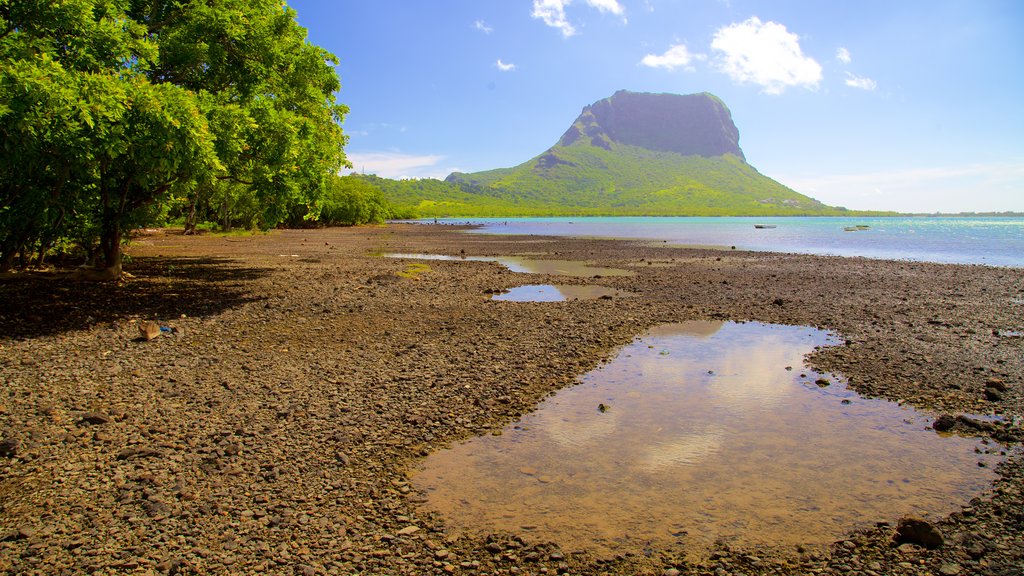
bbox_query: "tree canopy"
[0,0,349,276]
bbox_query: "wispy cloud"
[836,48,878,91]
[640,43,704,71]
[844,72,877,91]
[777,162,1024,212]
[531,0,626,37]
[345,152,454,180]
[474,20,493,34]
[585,0,625,16]
[710,17,822,94]
[496,59,517,72]
[532,0,575,37]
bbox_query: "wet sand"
[0,223,1021,575]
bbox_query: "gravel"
[0,223,1021,575]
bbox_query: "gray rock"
[938,562,962,576]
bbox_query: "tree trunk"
[184,193,198,235]
[99,222,122,279]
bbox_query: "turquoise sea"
[423,216,1024,267]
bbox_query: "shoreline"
[1,224,1021,574]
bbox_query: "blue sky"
[289,0,1024,213]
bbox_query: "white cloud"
[531,0,626,37]
[496,59,517,72]
[641,43,704,71]
[474,20,493,34]
[776,162,1024,212]
[844,72,877,91]
[585,0,625,16]
[710,17,822,94]
[345,152,453,180]
[532,0,575,37]
[836,47,851,64]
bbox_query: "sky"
[288,0,1024,213]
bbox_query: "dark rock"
[815,378,830,387]
[0,438,18,458]
[983,387,1003,401]
[78,412,110,426]
[957,415,996,432]
[894,517,944,549]
[985,378,1008,392]
[933,414,957,432]
[556,91,744,159]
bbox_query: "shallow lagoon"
[413,321,1006,558]
[422,216,1024,267]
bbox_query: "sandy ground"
[0,223,1021,575]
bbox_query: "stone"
[78,412,110,426]
[984,378,1007,392]
[0,438,18,458]
[938,562,962,576]
[397,525,420,536]
[894,517,944,549]
[933,414,957,432]
[983,387,1003,402]
[139,321,162,341]
[116,447,163,460]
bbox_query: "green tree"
[0,0,348,276]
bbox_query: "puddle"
[492,285,629,302]
[384,253,633,277]
[413,321,1006,558]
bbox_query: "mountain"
[375,90,850,217]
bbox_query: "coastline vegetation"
[354,143,896,218]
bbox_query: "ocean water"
[423,216,1024,267]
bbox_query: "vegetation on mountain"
[366,144,857,218]
[368,91,862,218]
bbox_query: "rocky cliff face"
[557,90,744,159]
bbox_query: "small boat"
[843,225,871,232]
[754,224,777,229]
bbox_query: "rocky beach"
[1,223,1021,575]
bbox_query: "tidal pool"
[492,284,629,302]
[384,253,633,277]
[412,321,1006,558]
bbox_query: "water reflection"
[492,284,629,302]
[384,253,633,277]
[413,322,1005,558]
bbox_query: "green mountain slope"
[369,91,864,217]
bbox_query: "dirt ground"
[1,223,1021,575]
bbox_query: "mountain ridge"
[371,90,859,217]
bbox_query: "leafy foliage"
[286,175,396,227]
[0,0,348,275]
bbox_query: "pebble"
[0,224,1021,576]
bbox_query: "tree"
[0,0,348,276]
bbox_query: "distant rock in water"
[557,90,745,159]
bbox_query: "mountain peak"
[557,90,744,160]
